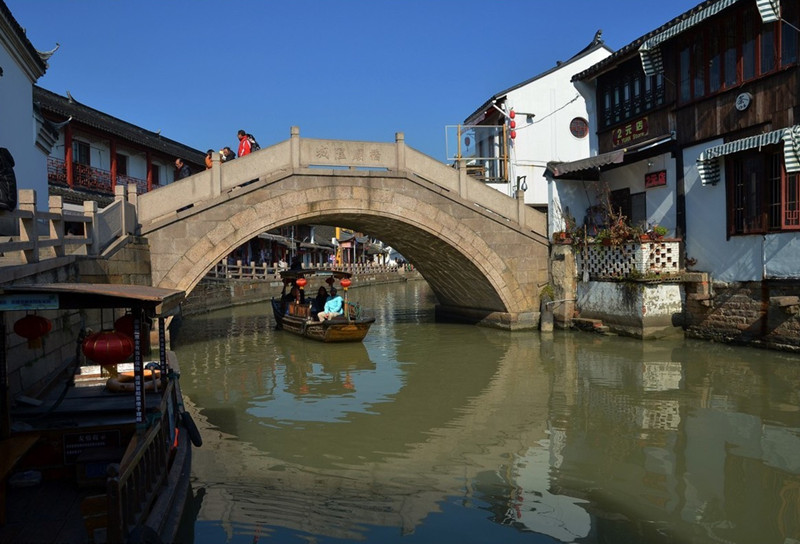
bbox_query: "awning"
[756,0,781,22]
[697,125,800,185]
[258,232,295,249]
[547,134,674,179]
[639,0,742,76]
[548,150,624,178]
[300,242,333,251]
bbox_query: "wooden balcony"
[47,157,157,195]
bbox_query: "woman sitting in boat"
[282,285,304,315]
[312,286,329,315]
[317,287,344,321]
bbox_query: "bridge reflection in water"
[172,281,800,544]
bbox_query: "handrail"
[0,185,135,267]
[205,260,409,281]
[106,377,177,543]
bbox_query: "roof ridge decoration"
[36,42,59,66]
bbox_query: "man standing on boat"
[318,287,343,321]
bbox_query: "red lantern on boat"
[340,278,351,291]
[325,277,334,286]
[82,330,134,366]
[296,277,307,290]
[13,314,52,348]
[114,313,150,356]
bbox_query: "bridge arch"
[139,129,549,329]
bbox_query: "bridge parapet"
[137,127,545,237]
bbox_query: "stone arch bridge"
[137,127,549,330]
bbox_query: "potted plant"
[595,229,612,246]
[553,230,572,244]
[649,225,668,240]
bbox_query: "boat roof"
[0,283,185,316]
[279,269,353,280]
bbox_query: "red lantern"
[325,277,334,286]
[114,313,150,356]
[82,330,134,366]
[296,277,307,290]
[13,314,52,349]
[340,278,351,290]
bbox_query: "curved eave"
[0,2,48,81]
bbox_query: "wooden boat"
[272,269,375,343]
[0,283,200,543]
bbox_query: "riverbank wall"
[182,267,422,317]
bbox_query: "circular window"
[569,117,589,138]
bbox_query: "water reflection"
[173,281,800,544]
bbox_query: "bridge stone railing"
[136,127,546,238]
[0,185,136,269]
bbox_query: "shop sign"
[613,117,649,147]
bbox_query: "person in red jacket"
[237,130,252,157]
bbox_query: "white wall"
[683,141,800,282]
[506,47,612,206]
[0,45,47,209]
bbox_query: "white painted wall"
[0,42,47,209]
[681,141,800,282]
[497,47,612,206]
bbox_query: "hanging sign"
[645,169,667,188]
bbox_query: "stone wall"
[684,280,800,352]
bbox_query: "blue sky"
[8,1,700,162]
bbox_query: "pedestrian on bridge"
[237,129,252,157]
[174,158,191,180]
[220,147,236,162]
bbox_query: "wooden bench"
[0,433,41,524]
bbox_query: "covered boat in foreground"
[0,283,200,543]
[271,269,375,343]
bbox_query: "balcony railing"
[47,157,157,195]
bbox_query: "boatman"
[317,287,344,321]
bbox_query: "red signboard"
[645,169,667,188]
[613,117,649,147]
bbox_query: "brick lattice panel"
[577,240,680,278]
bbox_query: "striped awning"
[697,125,800,185]
[639,0,783,76]
[756,0,781,22]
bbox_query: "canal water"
[172,280,800,544]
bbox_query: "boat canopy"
[0,283,185,317]
[279,269,353,281]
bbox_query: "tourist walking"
[237,129,252,157]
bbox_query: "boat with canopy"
[271,269,375,343]
[0,283,200,543]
